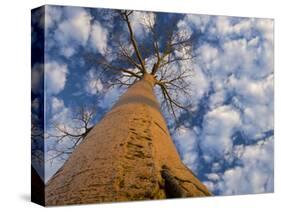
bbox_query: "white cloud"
[59,46,76,58]
[201,105,241,162]
[255,18,274,44]
[31,63,44,93]
[209,90,226,109]
[45,5,62,29]
[206,173,220,181]
[190,64,209,108]
[90,21,108,55]
[176,18,193,39]
[98,86,124,109]
[141,12,156,28]
[220,38,259,75]
[197,38,261,81]
[214,17,253,38]
[174,126,199,173]
[243,104,273,138]
[221,137,273,195]
[193,16,274,140]
[58,7,91,45]
[85,69,104,95]
[203,137,273,195]
[211,162,222,172]
[203,181,216,192]
[177,14,210,35]
[187,14,210,33]
[185,16,274,195]
[228,74,274,137]
[45,62,68,95]
[197,43,219,68]
[130,11,156,39]
[50,105,70,125]
[195,17,273,81]
[45,6,93,58]
[51,97,64,114]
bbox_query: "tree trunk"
[46,74,211,205]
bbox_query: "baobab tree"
[45,10,211,205]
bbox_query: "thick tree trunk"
[46,74,211,205]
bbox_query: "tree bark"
[46,74,211,205]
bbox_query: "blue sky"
[31,5,274,196]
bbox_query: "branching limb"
[47,105,96,163]
[119,10,147,74]
[83,10,195,125]
[98,57,142,79]
[157,80,191,122]
[117,40,143,72]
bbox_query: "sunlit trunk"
[46,74,211,205]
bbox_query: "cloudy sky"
[31,5,274,196]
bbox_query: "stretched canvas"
[31,5,274,206]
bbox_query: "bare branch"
[99,58,142,79]
[47,105,96,163]
[116,40,143,72]
[119,10,147,74]
[157,81,191,122]
[83,10,195,124]
[150,23,193,76]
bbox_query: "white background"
[0,0,279,211]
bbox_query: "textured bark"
[45,74,211,205]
